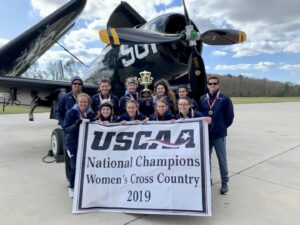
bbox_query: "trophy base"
[140,90,152,99]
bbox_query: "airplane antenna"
[51,37,88,67]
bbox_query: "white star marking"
[181,132,190,141]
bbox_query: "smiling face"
[77,95,89,112]
[126,102,138,118]
[156,84,166,97]
[156,101,168,116]
[178,87,188,98]
[100,106,112,118]
[178,98,190,115]
[127,83,137,94]
[99,82,111,96]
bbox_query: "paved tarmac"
[0,102,300,225]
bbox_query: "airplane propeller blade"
[99,27,246,46]
[99,28,183,45]
[182,0,191,26]
[188,46,207,100]
[201,29,247,45]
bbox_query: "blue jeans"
[209,137,229,184]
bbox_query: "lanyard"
[128,92,138,100]
[99,94,111,103]
[180,109,194,118]
[206,91,219,110]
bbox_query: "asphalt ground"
[0,102,299,225]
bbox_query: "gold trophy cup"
[138,70,154,99]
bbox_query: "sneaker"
[220,183,228,195]
[68,188,74,198]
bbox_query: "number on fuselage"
[121,44,158,67]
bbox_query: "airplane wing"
[0,76,96,120]
[107,1,147,28]
[0,0,87,77]
[0,0,98,121]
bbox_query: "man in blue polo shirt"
[199,76,234,194]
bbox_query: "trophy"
[138,70,154,99]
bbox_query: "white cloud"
[36,45,103,67]
[30,0,69,18]
[212,50,227,56]
[177,0,300,57]
[0,38,9,47]
[28,0,300,73]
[279,64,300,71]
[29,0,176,69]
[215,62,276,71]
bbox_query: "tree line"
[209,74,300,97]
[22,61,300,97]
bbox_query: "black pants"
[64,149,71,182]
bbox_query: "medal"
[206,91,219,117]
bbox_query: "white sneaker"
[68,188,74,198]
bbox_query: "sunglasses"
[208,82,218,86]
[73,82,82,86]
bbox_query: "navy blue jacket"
[175,109,203,119]
[119,93,139,115]
[93,114,119,123]
[63,105,94,154]
[117,112,145,122]
[153,95,175,114]
[91,94,119,115]
[139,98,155,117]
[55,91,76,127]
[149,111,174,121]
[199,92,234,138]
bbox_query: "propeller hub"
[190,30,198,41]
[185,25,199,46]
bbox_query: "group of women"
[64,77,211,197]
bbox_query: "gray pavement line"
[238,173,300,191]
[123,214,147,225]
[229,144,300,179]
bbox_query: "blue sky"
[1,0,300,84]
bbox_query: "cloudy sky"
[1,0,300,84]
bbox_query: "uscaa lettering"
[91,129,195,151]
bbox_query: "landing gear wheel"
[51,128,64,162]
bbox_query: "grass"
[0,105,50,114]
[0,97,300,114]
[232,97,300,104]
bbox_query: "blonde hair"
[76,93,91,105]
[154,98,168,115]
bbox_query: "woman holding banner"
[94,102,118,124]
[149,99,174,121]
[176,97,211,124]
[63,93,94,198]
[118,99,146,123]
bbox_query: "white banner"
[73,119,211,216]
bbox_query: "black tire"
[51,128,64,162]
